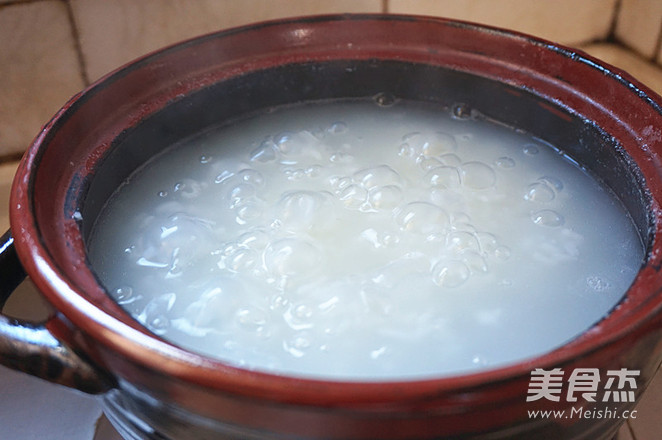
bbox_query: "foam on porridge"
[88,99,644,380]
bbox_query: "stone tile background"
[1,0,662,159]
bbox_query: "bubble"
[214,170,234,184]
[424,132,458,156]
[285,168,306,181]
[250,139,277,162]
[446,231,481,253]
[134,256,167,269]
[339,184,368,209]
[290,306,311,322]
[523,144,539,155]
[238,229,270,250]
[402,132,419,142]
[475,232,498,254]
[524,182,555,203]
[284,332,312,357]
[173,179,204,199]
[228,183,256,207]
[199,155,212,164]
[180,286,231,329]
[353,165,402,189]
[276,191,334,232]
[451,212,472,225]
[397,142,416,159]
[395,202,450,235]
[139,293,176,335]
[329,152,353,163]
[461,250,488,273]
[368,185,403,210]
[382,234,400,247]
[460,162,496,190]
[293,333,312,349]
[328,121,348,134]
[329,175,352,192]
[305,165,322,178]
[158,190,168,198]
[227,248,258,273]
[440,154,462,167]
[451,103,472,120]
[417,156,443,171]
[494,246,512,260]
[221,241,242,257]
[283,303,314,330]
[236,306,268,329]
[373,92,397,107]
[270,294,289,311]
[587,276,611,291]
[370,346,388,359]
[495,157,515,168]
[264,238,322,278]
[238,169,265,188]
[425,166,461,188]
[114,286,138,305]
[361,228,401,249]
[148,316,170,334]
[539,176,564,192]
[531,210,564,227]
[471,355,489,366]
[432,260,470,288]
[275,130,321,158]
[235,202,262,224]
[400,132,457,157]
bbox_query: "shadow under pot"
[2,14,662,440]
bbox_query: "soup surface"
[88,99,643,379]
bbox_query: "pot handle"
[0,230,114,394]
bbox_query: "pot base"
[100,385,628,440]
[101,388,280,440]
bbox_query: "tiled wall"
[1,0,661,159]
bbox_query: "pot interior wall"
[81,60,651,262]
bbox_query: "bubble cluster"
[88,99,643,380]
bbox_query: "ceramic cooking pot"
[2,14,662,440]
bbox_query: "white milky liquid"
[88,99,644,380]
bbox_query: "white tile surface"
[0,365,101,440]
[1,281,103,440]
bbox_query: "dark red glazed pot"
[2,14,662,440]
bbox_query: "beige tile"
[71,0,382,82]
[0,2,85,157]
[615,0,662,60]
[0,161,18,231]
[629,366,662,440]
[579,43,662,97]
[388,0,617,46]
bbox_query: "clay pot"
[2,14,662,439]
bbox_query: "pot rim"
[10,13,662,405]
